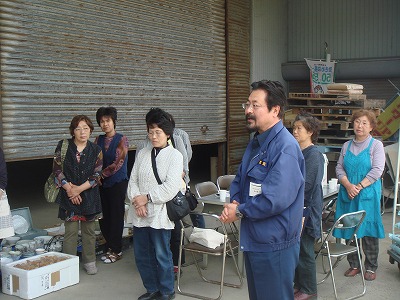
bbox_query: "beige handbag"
[43,139,68,203]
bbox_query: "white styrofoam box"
[1,252,79,299]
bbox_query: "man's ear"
[273,106,280,116]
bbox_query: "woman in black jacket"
[53,115,103,275]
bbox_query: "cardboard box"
[1,252,79,299]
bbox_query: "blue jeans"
[244,243,300,300]
[133,226,174,295]
[190,214,205,228]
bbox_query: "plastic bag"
[189,227,225,249]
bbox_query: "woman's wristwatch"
[147,194,152,203]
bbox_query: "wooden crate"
[285,92,371,143]
[288,92,366,101]
[318,135,352,146]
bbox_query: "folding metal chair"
[318,196,346,274]
[177,212,243,300]
[195,181,219,198]
[216,175,235,191]
[195,181,239,243]
[314,210,367,300]
[321,196,337,233]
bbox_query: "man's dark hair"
[146,107,174,136]
[96,106,118,128]
[251,80,287,119]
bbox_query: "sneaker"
[84,262,98,275]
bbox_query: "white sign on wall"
[305,58,335,94]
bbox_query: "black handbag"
[151,149,190,221]
[185,188,198,211]
[166,191,190,221]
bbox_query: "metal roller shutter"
[0,0,226,161]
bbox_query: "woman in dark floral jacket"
[53,115,103,275]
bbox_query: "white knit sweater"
[127,145,183,229]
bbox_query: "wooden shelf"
[288,93,366,101]
[284,92,375,146]
[318,135,354,146]
[288,104,362,110]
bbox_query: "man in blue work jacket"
[220,80,305,300]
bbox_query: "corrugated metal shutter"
[0,0,226,161]
[226,0,250,174]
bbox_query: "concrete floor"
[2,159,400,299]
[2,209,399,300]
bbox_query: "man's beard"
[245,115,257,133]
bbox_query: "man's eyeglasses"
[74,127,90,132]
[242,103,266,110]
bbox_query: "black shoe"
[156,292,175,300]
[138,291,161,300]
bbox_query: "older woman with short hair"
[53,115,103,275]
[128,108,183,300]
[335,109,385,281]
[292,112,324,300]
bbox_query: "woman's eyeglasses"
[148,130,164,137]
[354,120,370,127]
[74,127,90,132]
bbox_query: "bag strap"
[151,146,188,190]
[167,137,189,190]
[60,139,68,171]
[170,136,176,148]
[151,148,162,185]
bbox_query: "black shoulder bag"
[151,149,190,221]
[169,136,198,210]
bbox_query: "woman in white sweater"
[127,108,183,300]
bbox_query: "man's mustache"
[246,114,255,121]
